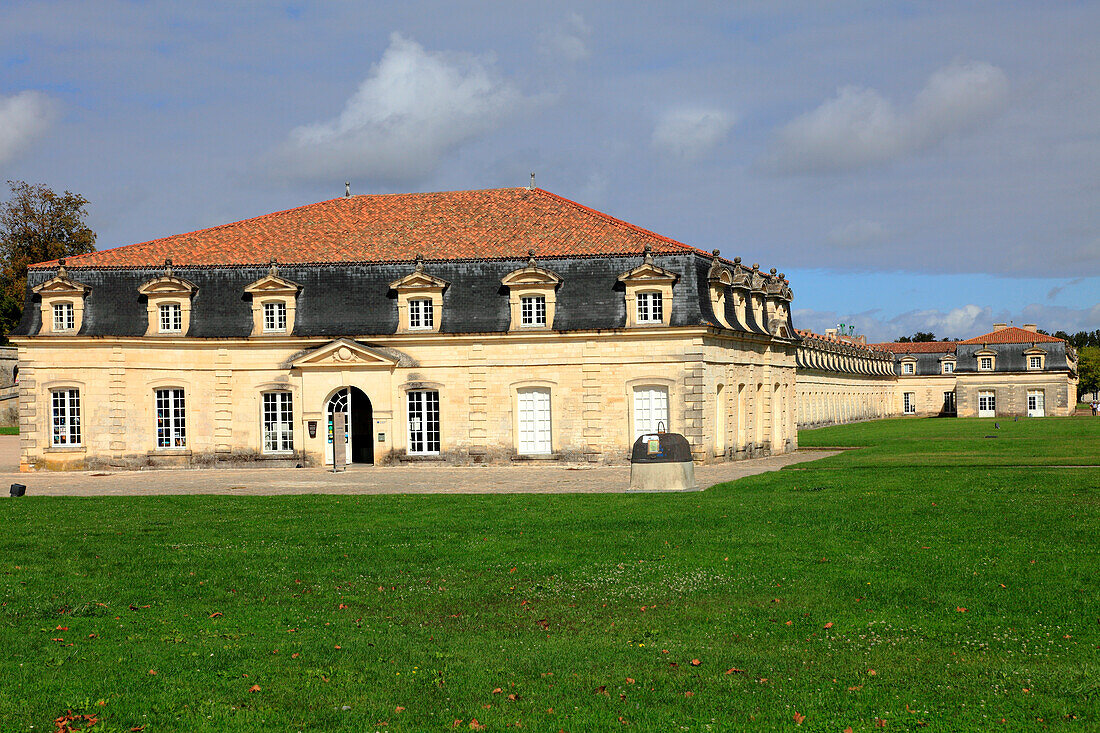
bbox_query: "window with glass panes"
[407,390,440,455]
[1029,355,1042,370]
[902,362,914,374]
[155,388,186,447]
[942,361,954,373]
[903,392,915,414]
[53,302,75,331]
[263,301,287,332]
[159,303,182,332]
[409,298,433,329]
[262,392,293,452]
[636,292,662,323]
[520,295,546,326]
[979,356,993,370]
[51,389,81,446]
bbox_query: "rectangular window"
[263,301,287,332]
[408,298,434,329]
[520,295,546,326]
[262,392,294,452]
[517,388,552,455]
[1029,355,1042,370]
[155,388,187,448]
[1027,390,1045,417]
[943,391,956,414]
[159,303,183,333]
[633,386,670,439]
[51,389,81,446]
[902,362,914,374]
[978,390,996,417]
[407,390,440,455]
[636,292,663,323]
[942,361,954,374]
[979,356,993,370]
[903,392,915,414]
[53,302,75,332]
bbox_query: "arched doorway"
[326,386,374,464]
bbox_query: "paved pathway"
[0,436,835,496]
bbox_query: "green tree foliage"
[0,181,96,337]
[1053,330,1100,350]
[895,331,936,343]
[1078,346,1100,396]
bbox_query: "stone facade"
[11,188,801,471]
[794,330,899,428]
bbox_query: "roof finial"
[643,242,654,265]
[712,249,720,259]
[528,172,536,190]
[414,252,424,272]
[164,258,173,276]
[269,259,279,277]
[57,258,67,277]
[527,248,537,268]
[345,181,351,198]
[733,256,741,265]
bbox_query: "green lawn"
[2,421,1098,731]
[0,425,18,435]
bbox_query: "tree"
[0,181,96,337]
[1078,347,1100,397]
[895,331,936,343]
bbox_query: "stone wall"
[15,327,798,471]
[956,373,1075,417]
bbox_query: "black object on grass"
[10,483,26,497]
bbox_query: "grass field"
[0,425,18,435]
[2,419,1097,731]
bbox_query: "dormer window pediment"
[245,273,302,296]
[138,275,197,297]
[617,250,677,328]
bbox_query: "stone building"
[874,324,1078,418]
[11,187,802,471]
[794,330,899,428]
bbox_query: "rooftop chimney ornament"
[643,242,654,265]
[529,172,536,190]
[269,259,279,277]
[345,182,351,197]
[57,258,67,277]
[414,253,425,272]
[164,258,173,276]
[527,248,537,268]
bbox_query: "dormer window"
[617,246,678,328]
[980,356,993,370]
[159,303,183,333]
[942,361,955,374]
[636,292,663,323]
[390,256,448,334]
[139,263,197,337]
[521,295,547,327]
[33,262,91,335]
[502,254,562,332]
[408,298,434,330]
[902,361,915,375]
[263,301,287,332]
[53,302,75,332]
[1024,348,1046,371]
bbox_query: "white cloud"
[652,108,735,161]
[764,60,1009,173]
[828,219,889,249]
[538,12,592,63]
[273,33,538,185]
[0,91,57,166]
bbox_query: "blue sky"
[0,1,1097,341]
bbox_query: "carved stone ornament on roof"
[137,273,197,296]
[707,250,733,286]
[31,267,91,297]
[500,261,562,287]
[749,264,766,291]
[389,265,450,291]
[244,268,302,295]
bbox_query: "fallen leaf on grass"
[844,728,853,733]
[848,685,863,691]
[291,653,299,659]
[492,688,502,694]
[470,719,486,730]
[209,612,223,618]
[824,622,834,629]
[131,727,146,732]
[55,626,68,631]
[684,691,694,697]
[875,719,886,728]
[54,711,98,733]
[956,607,967,613]
[690,659,701,666]
[395,706,405,712]
[148,670,157,676]
[867,669,877,676]
[793,711,805,725]
[536,619,549,631]
[248,685,261,693]
[594,685,609,696]
[626,677,635,684]
[725,668,745,675]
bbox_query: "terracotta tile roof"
[31,187,715,269]
[871,341,958,354]
[957,326,1064,344]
